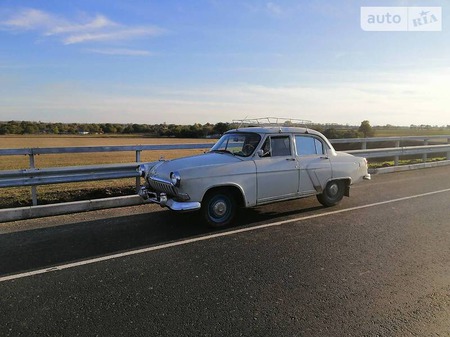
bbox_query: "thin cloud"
[243,2,284,17]
[2,69,449,125]
[45,14,117,35]
[0,7,165,45]
[86,48,153,56]
[63,26,164,45]
[266,2,283,16]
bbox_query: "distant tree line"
[0,121,233,138]
[3,119,442,139]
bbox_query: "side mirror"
[256,149,264,157]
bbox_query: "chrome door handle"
[286,158,296,161]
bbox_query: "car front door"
[254,135,299,203]
[295,135,332,195]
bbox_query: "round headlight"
[139,165,147,178]
[170,171,181,187]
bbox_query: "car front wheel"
[202,190,237,228]
[317,180,345,207]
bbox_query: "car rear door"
[294,135,332,195]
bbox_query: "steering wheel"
[242,144,255,155]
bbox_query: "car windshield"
[210,133,261,157]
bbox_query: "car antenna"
[237,116,248,129]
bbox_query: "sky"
[0,0,449,126]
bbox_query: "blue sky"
[0,0,449,125]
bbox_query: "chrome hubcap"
[212,200,227,217]
[328,183,338,196]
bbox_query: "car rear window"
[295,136,324,155]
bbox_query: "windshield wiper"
[210,149,234,155]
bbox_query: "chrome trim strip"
[166,199,201,211]
[139,186,199,211]
[150,176,172,184]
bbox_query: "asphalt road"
[1,166,449,336]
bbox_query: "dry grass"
[0,135,215,208]
[0,135,215,170]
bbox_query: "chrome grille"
[148,177,177,196]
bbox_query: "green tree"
[213,122,230,135]
[102,123,117,133]
[358,120,374,138]
[24,123,38,134]
[323,128,340,139]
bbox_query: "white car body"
[139,126,371,227]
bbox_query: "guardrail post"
[135,150,142,193]
[447,138,450,160]
[361,140,367,150]
[394,140,400,166]
[29,152,38,206]
[423,139,428,163]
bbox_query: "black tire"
[317,180,345,207]
[201,190,237,228]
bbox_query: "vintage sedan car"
[139,125,371,227]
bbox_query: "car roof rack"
[233,117,312,128]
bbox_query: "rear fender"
[328,177,351,197]
[345,183,350,197]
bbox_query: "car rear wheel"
[202,190,237,228]
[317,180,345,207]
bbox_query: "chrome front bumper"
[139,186,201,212]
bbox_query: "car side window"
[260,137,271,157]
[295,135,324,156]
[271,136,291,156]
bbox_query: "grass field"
[0,135,215,170]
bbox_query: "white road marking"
[1,188,450,283]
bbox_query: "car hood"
[150,152,243,177]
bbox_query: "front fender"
[178,161,257,207]
[138,161,160,178]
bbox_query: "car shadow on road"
[0,199,326,277]
[237,203,324,227]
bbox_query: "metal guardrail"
[2,144,450,188]
[0,143,214,156]
[348,144,450,159]
[346,144,450,166]
[330,135,450,148]
[0,143,213,206]
[0,163,140,188]
[1,136,449,208]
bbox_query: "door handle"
[320,156,329,160]
[286,158,296,161]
